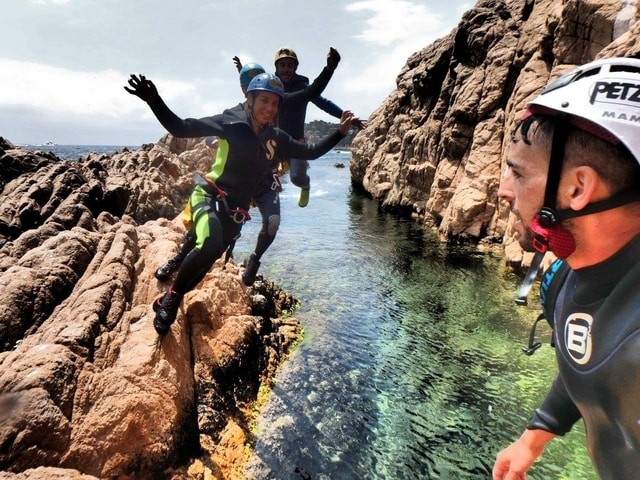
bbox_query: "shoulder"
[288,74,309,88]
[540,259,571,323]
[221,103,249,124]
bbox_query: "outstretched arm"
[311,94,368,130]
[124,74,225,138]
[284,110,356,160]
[284,47,341,103]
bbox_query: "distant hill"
[305,120,356,149]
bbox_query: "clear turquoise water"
[40,145,596,479]
[234,152,596,480]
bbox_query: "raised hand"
[232,56,243,73]
[124,74,159,103]
[326,47,341,72]
[338,110,356,135]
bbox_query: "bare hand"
[124,74,159,103]
[492,430,555,480]
[326,47,341,71]
[338,110,356,135]
[233,56,242,73]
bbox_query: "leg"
[154,192,240,335]
[155,227,196,281]
[288,157,311,207]
[243,187,280,286]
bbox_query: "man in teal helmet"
[239,62,265,94]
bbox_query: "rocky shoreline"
[0,136,301,479]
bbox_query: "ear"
[565,166,602,211]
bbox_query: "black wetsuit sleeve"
[284,67,334,103]
[312,95,343,118]
[282,130,345,160]
[147,97,225,138]
[526,375,582,435]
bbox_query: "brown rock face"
[351,0,640,267]
[0,136,301,479]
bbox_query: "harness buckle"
[230,208,251,224]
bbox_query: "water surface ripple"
[237,152,595,480]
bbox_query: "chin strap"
[555,188,640,221]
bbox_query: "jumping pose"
[237,47,366,208]
[155,47,342,286]
[125,72,356,334]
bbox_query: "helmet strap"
[528,116,576,257]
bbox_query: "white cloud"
[1,0,472,144]
[0,58,198,118]
[343,0,449,98]
[347,0,444,47]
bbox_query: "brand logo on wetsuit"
[564,313,593,365]
[266,139,277,161]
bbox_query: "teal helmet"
[239,62,266,88]
[246,73,284,100]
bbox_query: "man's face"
[275,59,297,83]
[498,135,550,251]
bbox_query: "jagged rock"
[0,137,301,479]
[351,0,640,267]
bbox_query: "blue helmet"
[246,73,284,100]
[239,62,266,88]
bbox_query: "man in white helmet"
[493,57,640,480]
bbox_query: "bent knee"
[267,215,280,236]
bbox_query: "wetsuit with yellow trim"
[160,65,338,278]
[146,98,346,296]
[528,234,640,479]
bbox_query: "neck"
[566,207,640,269]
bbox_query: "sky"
[1,0,472,146]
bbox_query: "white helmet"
[527,56,640,162]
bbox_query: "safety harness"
[521,258,571,355]
[192,172,251,224]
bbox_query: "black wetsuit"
[250,67,337,259]
[278,73,343,189]
[147,98,345,294]
[528,234,640,479]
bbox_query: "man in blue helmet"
[153,48,342,286]
[493,57,640,480]
[236,47,367,209]
[126,71,356,335]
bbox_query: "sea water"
[27,145,596,479]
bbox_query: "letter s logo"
[265,139,277,161]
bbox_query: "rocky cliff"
[0,136,301,479]
[350,0,640,267]
[4,1,640,478]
